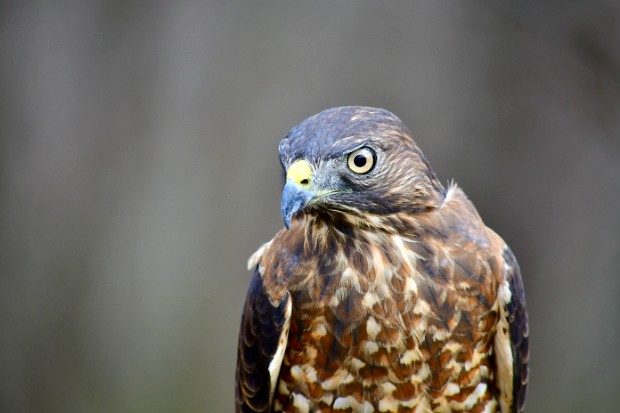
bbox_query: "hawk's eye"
[347,147,376,174]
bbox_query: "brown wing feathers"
[236,271,290,413]
[503,248,529,413]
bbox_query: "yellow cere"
[287,160,312,189]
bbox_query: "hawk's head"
[279,106,445,229]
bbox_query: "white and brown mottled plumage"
[236,107,529,413]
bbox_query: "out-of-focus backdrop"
[1,2,619,412]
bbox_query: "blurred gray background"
[1,1,619,412]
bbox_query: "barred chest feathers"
[252,209,502,413]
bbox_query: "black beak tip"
[281,181,314,230]
[283,210,292,230]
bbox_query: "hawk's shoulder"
[420,184,529,412]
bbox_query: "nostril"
[300,179,309,185]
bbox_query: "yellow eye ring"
[347,147,376,174]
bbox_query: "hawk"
[236,107,529,413]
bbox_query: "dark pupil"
[353,154,367,168]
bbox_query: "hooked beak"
[281,160,315,229]
[281,181,315,229]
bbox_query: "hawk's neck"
[256,210,425,315]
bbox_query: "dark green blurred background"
[1,1,619,412]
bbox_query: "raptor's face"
[278,106,444,229]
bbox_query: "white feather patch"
[268,297,292,403]
[247,241,272,271]
[292,393,310,413]
[442,180,460,206]
[494,279,514,413]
